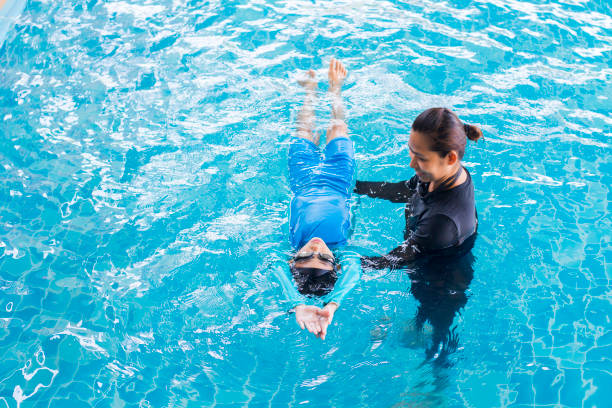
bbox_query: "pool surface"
[1,0,611,406]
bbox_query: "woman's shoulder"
[442,167,474,198]
[424,169,475,217]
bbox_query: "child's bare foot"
[328,58,347,94]
[298,69,317,91]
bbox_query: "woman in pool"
[355,107,482,267]
[356,108,482,359]
[272,58,360,341]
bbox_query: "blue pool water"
[1,0,611,406]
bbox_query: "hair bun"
[463,123,483,142]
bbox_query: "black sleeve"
[361,214,459,270]
[354,177,417,203]
[361,239,422,270]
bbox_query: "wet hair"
[291,267,338,297]
[412,108,483,160]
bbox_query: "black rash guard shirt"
[355,167,478,269]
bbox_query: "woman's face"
[408,130,457,184]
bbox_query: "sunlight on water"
[0,0,610,406]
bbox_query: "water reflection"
[399,234,476,364]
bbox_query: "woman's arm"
[362,214,459,269]
[354,177,417,203]
[361,240,421,269]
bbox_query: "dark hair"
[291,267,338,297]
[412,108,483,160]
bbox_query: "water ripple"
[0,0,610,406]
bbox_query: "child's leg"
[325,58,348,144]
[321,137,355,196]
[290,69,322,194]
[289,138,321,194]
[319,58,354,196]
[297,69,319,145]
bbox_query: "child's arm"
[270,263,307,311]
[321,252,361,308]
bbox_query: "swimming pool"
[0,0,610,406]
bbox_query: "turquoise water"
[1,0,611,406]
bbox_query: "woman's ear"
[446,150,459,165]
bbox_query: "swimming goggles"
[292,251,336,267]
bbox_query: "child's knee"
[326,122,348,139]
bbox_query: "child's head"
[290,266,338,296]
[290,237,339,296]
